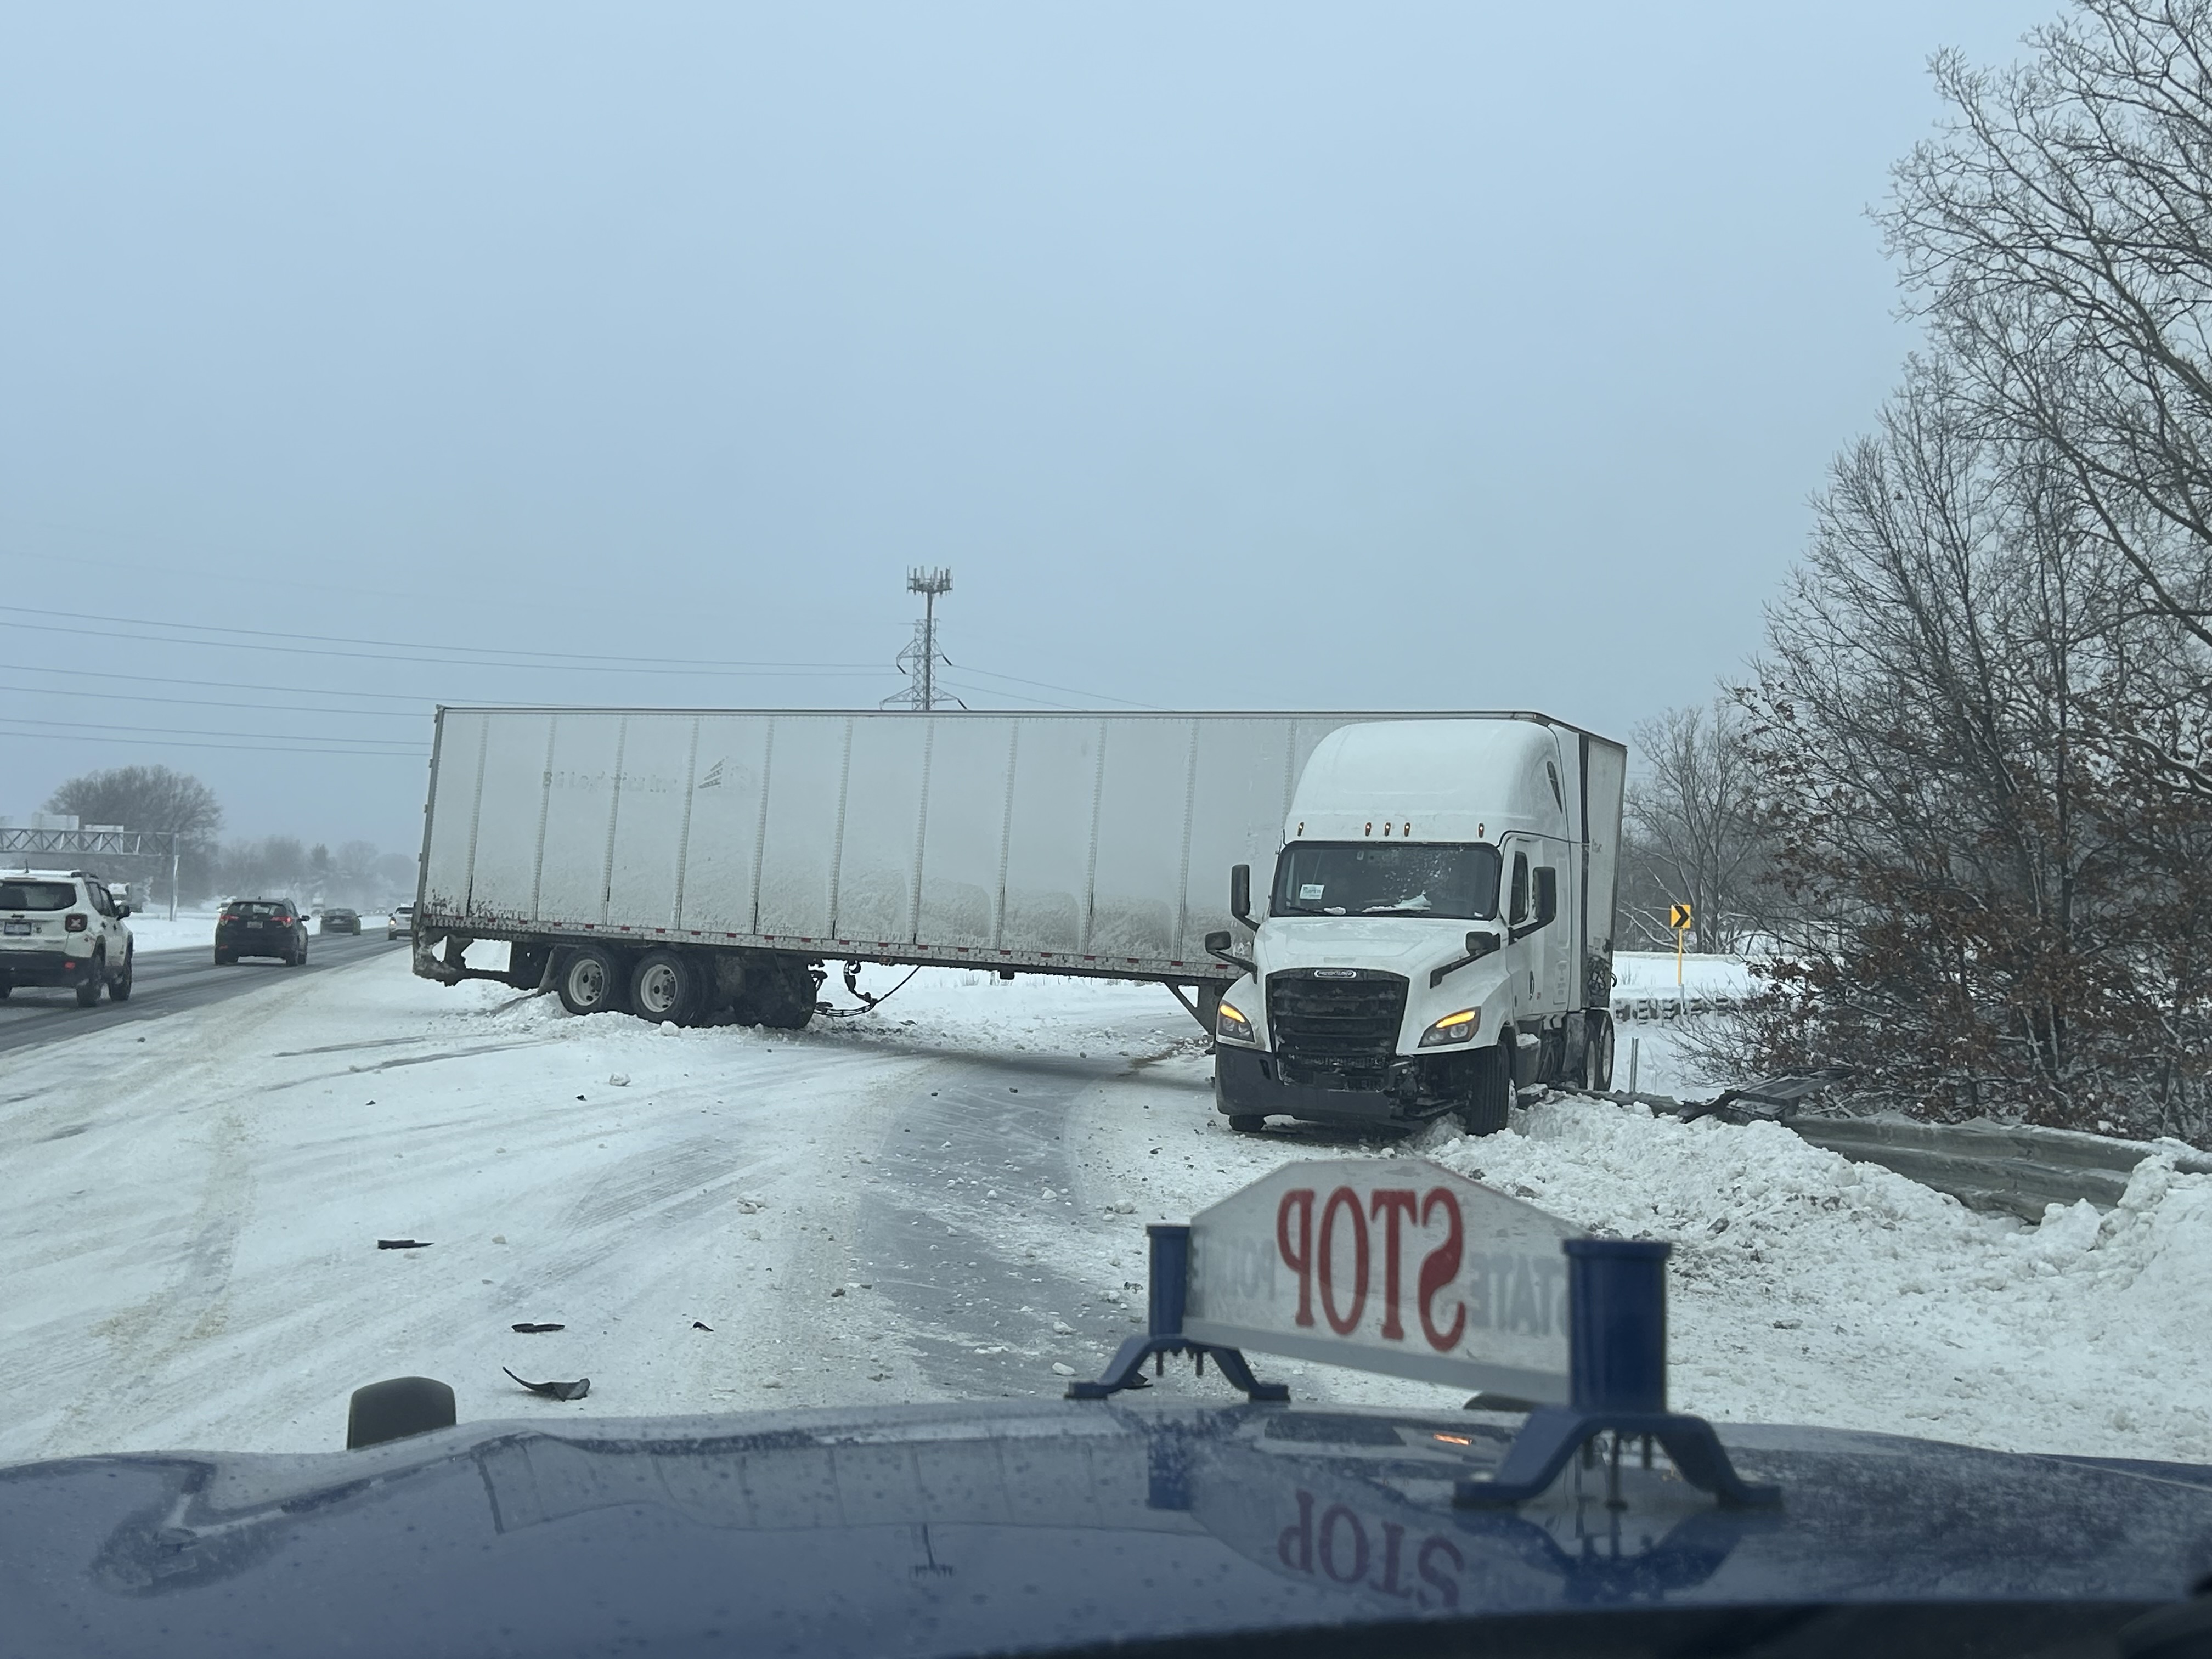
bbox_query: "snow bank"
[1404,1101,2212,1460]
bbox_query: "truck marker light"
[1419,1008,1481,1047]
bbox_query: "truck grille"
[1267,970,1408,1089]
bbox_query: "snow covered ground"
[3,955,2206,1469]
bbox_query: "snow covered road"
[3,952,2207,1470]
[0,932,405,1059]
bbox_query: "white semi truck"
[413,707,1622,1134]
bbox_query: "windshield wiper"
[1360,905,1435,915]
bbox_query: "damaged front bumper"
[1212,1045,1474,1126]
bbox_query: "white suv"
[0,868,135,1007]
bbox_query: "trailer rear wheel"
[629,949,702,1025]
[556,945,628,1016]
[1456,1043,1511,1136]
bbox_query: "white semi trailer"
[413,707,1623,1134]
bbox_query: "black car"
[215,899,309,966]
[319,908,360,935]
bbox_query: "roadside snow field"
[3,953,2207,1469]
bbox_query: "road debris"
[511,1322,565,1334]
[376,1239,432,1250]
[503,1367,590,1401]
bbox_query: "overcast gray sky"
[1,2,2053,854]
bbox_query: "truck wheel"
[556,946,628,1016]
[735,956,816,1030]
[109,949,133,1002]
[1581,1011,1615,1093]
[1456,1043,1511,1136]
[629,949,702,1024]
[76,956,104,1007]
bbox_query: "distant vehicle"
[319,908,360,935]
[215,899,308,966]
[0,867,134,1007]
[387,904,414,941]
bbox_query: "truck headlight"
[1216,1000,1256,1045]
[1418,1008,1481,1047]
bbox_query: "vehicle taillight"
[275,915,293,926]
[221,910,239,922]
[65,913,89,932]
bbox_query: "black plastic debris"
[511,1323,565,1334]
[377,1239,432,1250]
[830,1287,845,1298]
[503,1367,590,1401]
[692,1321,713,1331]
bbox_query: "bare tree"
[1623,700,1769,952]
[1886,0,2212,792]
[43,765,224,902]
[1728,361,2212,1142]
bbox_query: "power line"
[0,713,424,747]
[2,605,888,674]
[0,680,428,719]
[0,659,443,706]
[0,725,427,758]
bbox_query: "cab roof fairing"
[1284,720,1575,845]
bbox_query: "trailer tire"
[1457,1042,1511,1136]
[1581,1011,1615,1093]
[629,949,702,1025]
[556,945,628,1017]
[757,959,817,1030]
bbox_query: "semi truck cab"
[1207,719,1622,1136]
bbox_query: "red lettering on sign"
[1317,1186,1370,1335]
[1277,1488,1314,1572]
[1319,1504,1369,1584]
[1277,1189,1317,1327]
[1417,1187,1466,1352]
[1417,1536,1464,1607]
[1369,1189,1417,1340]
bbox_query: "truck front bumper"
[1214,1046,1471,1126]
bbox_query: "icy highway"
[0,932,406,1059]
[1,950,2207,1471]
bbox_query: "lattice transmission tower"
[883,567,964,710]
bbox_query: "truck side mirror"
[1229,864,1256,929]
[1431,929,1502,988]
[1204,928,1256,977]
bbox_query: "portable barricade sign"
[1069,1157,1778,1510]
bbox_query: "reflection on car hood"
[3,1400,2209,1657]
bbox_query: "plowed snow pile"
[1420,1103,2212,1459]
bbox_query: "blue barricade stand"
[1065,1223,1289,1403]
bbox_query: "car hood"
[4,1398,2209,1657]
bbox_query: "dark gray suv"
[215,898,309,966]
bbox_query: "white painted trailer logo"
[1182,1158,1579,1403]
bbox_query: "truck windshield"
[1270,842,1502,919]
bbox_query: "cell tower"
[884,567,964,710]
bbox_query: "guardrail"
[1611,991,1746,1023]
[1598,1077,2211,1221]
